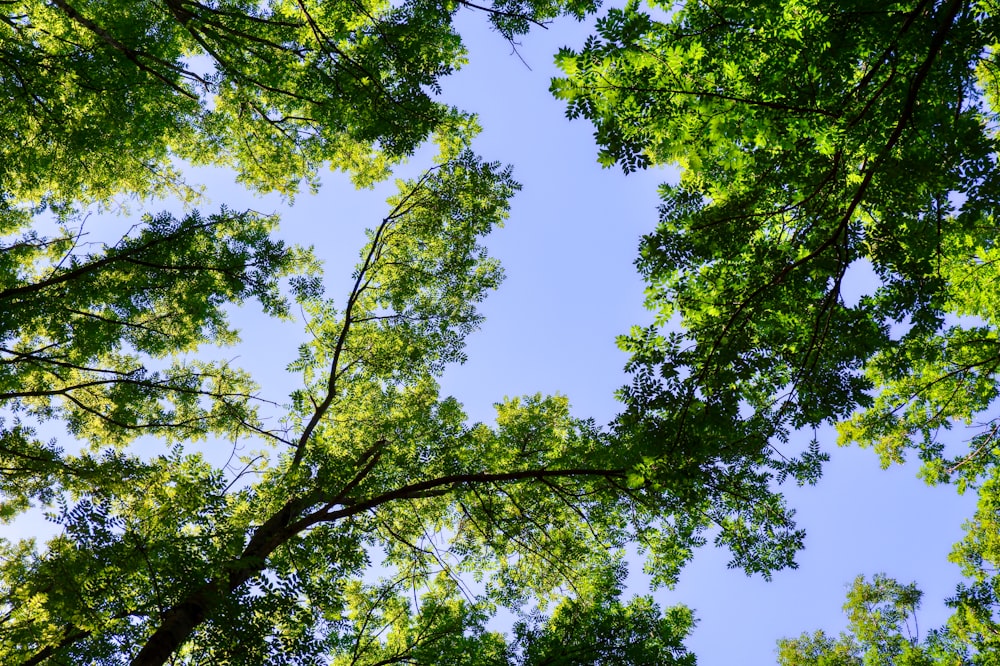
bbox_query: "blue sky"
[208,9,980,660]
[200,8,978,662]
[434,11,978,662]
[6,5,981,663]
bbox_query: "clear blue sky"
[434,12,978,663]
[9,5,979,663]
[205,8,977,663]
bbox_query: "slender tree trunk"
[129,495,313,666]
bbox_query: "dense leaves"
[554,0,1000,660]
[0,207,298,518]
[1,0,595,204]
[515,576,696,665]
[0,0,700,661]
[13,0,1000,661]
[555,0,1000,483]
[778,575,975,665]
[0,140,707,662]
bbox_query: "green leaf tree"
[0,0,713,662]
[554,0,1000,658]
[0,146,706,664]
[1,0,595,202]
[515,571,696,665]
[553,0,1000,491]
[25,0,1000,660]
[778,575,972,666]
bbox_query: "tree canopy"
[4,0,1000,663]
[554,0,1000,661]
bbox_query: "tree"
[15,0,1000,661]
[552,0,1000,659]
[778,575,971,666]
[1,0,593,203]
[515,571,695,666]
[0,0,739,663]
[0,143,716,662]
[553,0,1000,489]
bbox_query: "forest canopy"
[1,0,998,663]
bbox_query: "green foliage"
[0,0,694,661]
[0,0,596,205]
[553,0,1000,660]
[515,574,696,665]
[0,137,702,661]
[941,466,1000,663]
[22,0,1000,660]
[557,0,973,427]
[0,207,298,522]
[554,0,1000,484]
[778,575,971,666]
